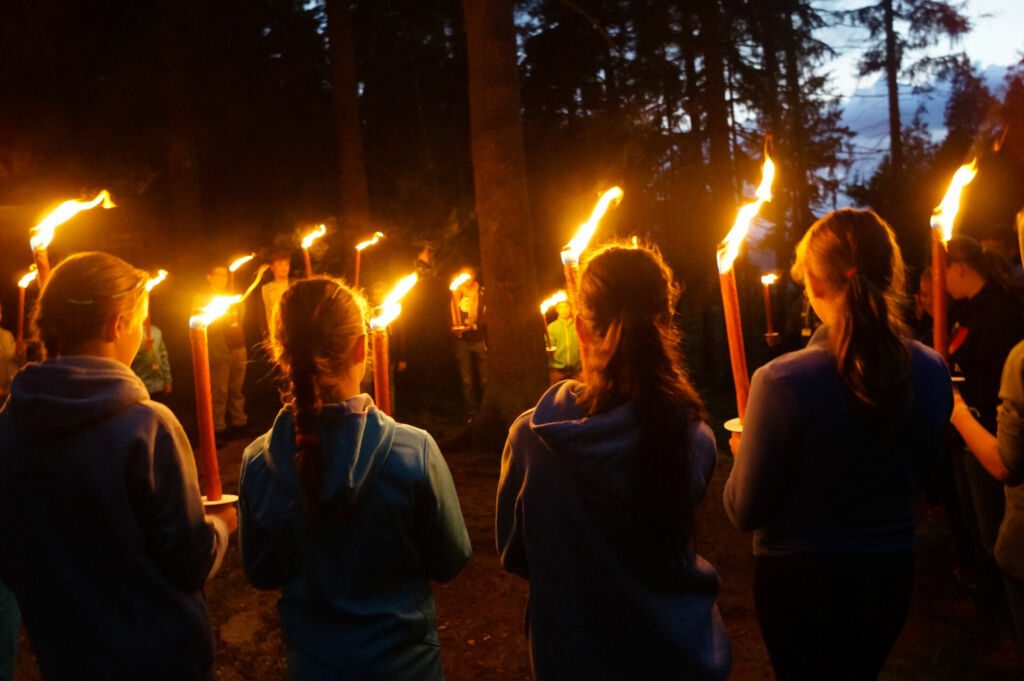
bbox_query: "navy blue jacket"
[724,327,952,555]
[0,357,221,681]
[497,381,732,681]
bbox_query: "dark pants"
[953,445,1007,606]
[1005,574,1024,655]
[754,552,914,680]
[454,338,486,415]
[0,581,17,681]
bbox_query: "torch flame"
[355,232,385,251]
[18,268,38,289]
[229,254,255,272]
[301,224,327,249]
[145,269,168,292]
[717,156,776,274]
[561,187,624,265]
[540,290,568,315]
[449,272,471,291]
[30,190,116,252]
[931,158,978,244]
[190,295,243,329]
[370,273,419,330]
[761,273,778,286]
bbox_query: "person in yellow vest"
[547,300,581,385]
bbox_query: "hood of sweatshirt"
[530,380,643,502]
[4,356,149,439]
[255,395,395,507]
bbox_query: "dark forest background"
[1,0,1023,429]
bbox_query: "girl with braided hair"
[496,243,732,680]
[724,209,952,679]
[238,276,471,681]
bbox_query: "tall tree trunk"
[326,0,371,234]
[462,0,547,440]
[883,0,902,185]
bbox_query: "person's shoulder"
[1000,340,1024,391]
[908,340,950,378]
[752,342,831,388]
[688,418,716,453]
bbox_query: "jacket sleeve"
[495,417,529,579]
[723,365,801,532]
[237,446,288,590]
[998,342,1024,486]
[418,435,472,583]
[131,407,221,592]
[689,420,718,505]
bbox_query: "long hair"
[33,252,148,358]
[792,208,912,420]
[268,277,368,523]
[576,243,707,559]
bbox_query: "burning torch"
[16,268,38,354]
[449,272,471,329]
[301,224,327,279]
[761,273,779,343]
[540,290,568,351]
[717,153,776,429]
[143,269,168,346]
[560,187,624,299]
[354,232,384,289]
[369,273,418,416]
[228,254,255,291]
[29,190,116,286]
[931,159,978,362]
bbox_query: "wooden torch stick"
[354,251,362,289]
[33,249,51,288]
[303,248,313,279]
[720,268,751,420]
[932,229,948,362]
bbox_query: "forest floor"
[12,414,1024,680]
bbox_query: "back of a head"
[577,242,705,560]
[269,276,368,522]
[34,252,147,358]
[948,233,1021,301]
[792,208,911,416]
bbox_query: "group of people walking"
[0,206,1021,680]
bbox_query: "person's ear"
[104,313,128,343]
[574,315,591,348]
[805,272,827,301]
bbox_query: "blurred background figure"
[545,300,580,385]
[130,323,172,403]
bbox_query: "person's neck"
[274,275,289,284]
[319,377,362,404]
[964,274,987,299]
[60,342,122,363]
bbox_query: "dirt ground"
[13,425,1024,680]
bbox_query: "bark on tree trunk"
[883,0,903,187]
[326,0,371,234]
[462,0,548,443]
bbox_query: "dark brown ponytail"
[577,243,707,562]
[269,277,367,523]
[792,209,912,420]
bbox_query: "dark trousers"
[953,445,1007,606]
[454,338,486,414]
[1005,574,1024,655]
[754,552,914,680]
[0,581,17,681]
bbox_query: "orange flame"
[301,224,326,249]
[229,254,255,272]
[449,272,471,292]
[932,159,978,244]
[190,295,242,329]
[370,273,418,330]
[761,273,778,286]
[145,269,168,292]
[540,290,568,315]
[18,268,37,289]
[717,156,775,273]
[355,232,385,251]
[561,187,624,265]
[30,190,116,252]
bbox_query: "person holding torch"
[239,276,471,680]
[723,209,952,679]
[0,252,233,681]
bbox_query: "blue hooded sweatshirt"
[496,381,732,681]
[0,356,222,681]
[238,396,472,681]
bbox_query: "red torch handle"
[354,252,362,290]
[450,293,461,328]
[720,269,751,420]
[17,288,25,348]
[145,315,153,344]
[932,230,948,362]
[763,284,774,335]
[189,326,223,501]
[303,248,313,279]
[372,329,391,416]
[542,313,552,350]
[33,249,51,288]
